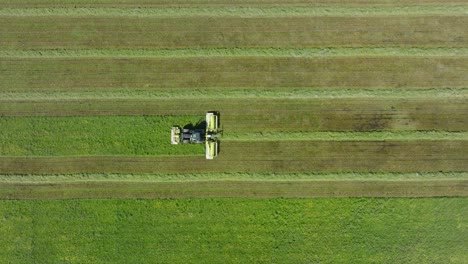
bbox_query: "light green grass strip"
[224,131,468,142]
[0,6,467,17]
[0,172,466,183]
[2,48,468,58]
[0,116,205,156]
[1,88,466,100]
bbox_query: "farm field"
[0,0,467,262]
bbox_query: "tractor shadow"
[182,111,221,131]
[182,119,207,130]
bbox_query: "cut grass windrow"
[0,180,466,199]
[0,6,467,17]
[1,141,466,174]
[1,15,466,49]
[2,48,468,58]
[2,57,467,90]
[1,88,467,100]
[1,172,467,184]
[1,98,466,132]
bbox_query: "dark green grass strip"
[1,97,466,132]
[0,180,466,199]
[1,16,467,49]
[1,141,466,174]
[0,198,466,263]
[2,57,467,91]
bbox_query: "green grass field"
[0,0,467,262]
[0,198,466,263]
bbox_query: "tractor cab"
[171,112,221,159]
[171,127,204,144]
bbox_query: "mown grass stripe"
[1,16,466,49]
[1,172,467,183]
[2,48,468,58]
[2,57,467,90]
[0,6,467,17]
[0,180,466,199]
[224,131,468,141]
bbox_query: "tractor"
[171,111,220,159]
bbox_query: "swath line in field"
[0,6,467,17]
[1,88,467,100]
[1,172,466,183]
[0,180,466,199]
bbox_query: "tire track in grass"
[1,141,466,174]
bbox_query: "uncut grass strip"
[0,116,206,156]
[0,180,466,199]
[1,16,467,49]
[2,57,467,91]
[1,172,467,183]
[1,0,467,7]
[0,141,466,174]
[0,198,465,263]
[3,48,468,58]
[1,88,468,100]
[1,98,466,132]
[0,6,467,17]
